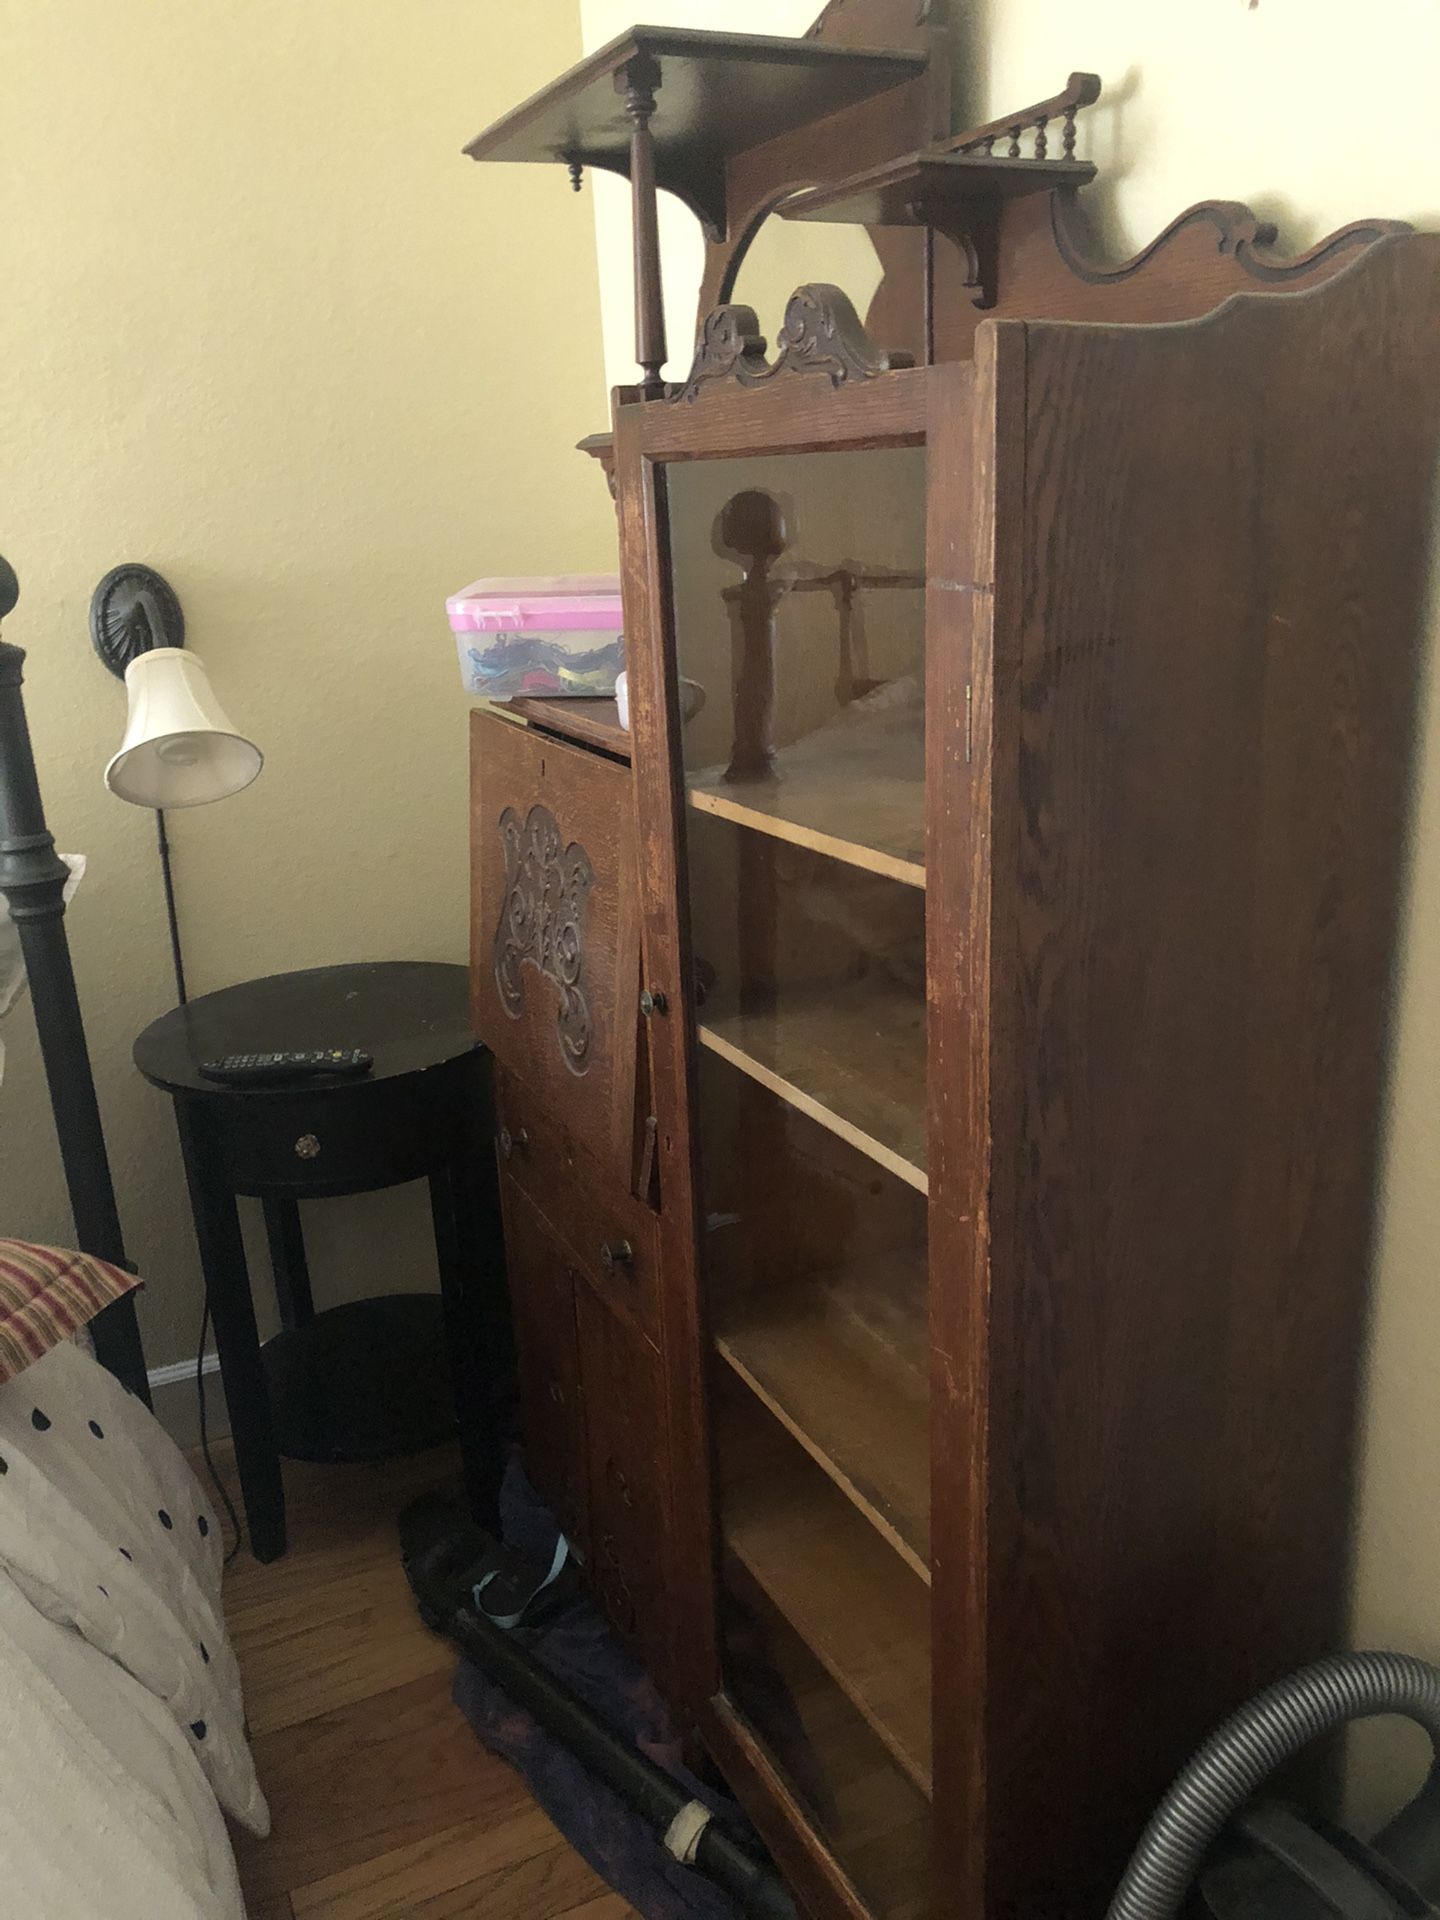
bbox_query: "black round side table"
[135,961,509,1563]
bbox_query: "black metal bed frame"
[0,555,151,1403]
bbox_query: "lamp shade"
[104,648,262,809]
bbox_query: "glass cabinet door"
[662,447,931,1919]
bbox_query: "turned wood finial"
[716,491,789,785]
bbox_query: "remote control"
[199,1049,374,1085]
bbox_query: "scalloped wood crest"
[1047,194,1409,289]
[674,284,914,402]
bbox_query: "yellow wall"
[580,0,1440,1829]
[0,1,613,1371]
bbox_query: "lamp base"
[90,564,185,678]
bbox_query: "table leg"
[174,1099,286,1562]
[262,1196,314,1330]
[430,1137,510,1532]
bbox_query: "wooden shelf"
[723,1432,932,1796]
[716,1261,929,1582]
[719,1572,933,1918]
[464,28,926,235]
[688,704,925,889]
[782,148,1096,229]
[698,975,926,1193]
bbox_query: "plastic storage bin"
[446,574,624,700]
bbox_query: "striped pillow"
[0,1240,140,1384]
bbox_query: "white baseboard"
[147,1351,229,1451]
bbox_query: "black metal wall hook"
[89,563,185,677]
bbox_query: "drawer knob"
[598,1238,634,1274]
[639,987,667,1018]
[294,1133,321,1160]
[498,1125,529,1161]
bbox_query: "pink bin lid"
[447,573,623,634]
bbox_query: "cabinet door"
[501,1181,588,1551]
[471,712,641,1191]
[574,1281,668,1684]
[642,438,935,1920]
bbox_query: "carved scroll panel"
[494,802,594,1077]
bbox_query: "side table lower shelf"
[263,1295,457,1464]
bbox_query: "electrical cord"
[169,832,236,1555]
[196,1296,242,1565]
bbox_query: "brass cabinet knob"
[639,987,667,1018]
[598,1238,634,1274]
[294,1133,321,1160]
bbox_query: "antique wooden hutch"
[465,6,1440,1915]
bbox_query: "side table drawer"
[496,1071,660,1354]
[212,1054,479,1195]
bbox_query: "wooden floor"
[213,1444,637,1920]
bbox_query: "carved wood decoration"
[673,305,771,403]
[928,191,1414,359]
[772,282,912,382]
[1048,194,1409,289]
[676,284,911,401]
[494,803,595,1076]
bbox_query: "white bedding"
[0,1336,268,1918]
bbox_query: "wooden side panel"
[501,1182,589,1552]
[470,710,641,1192]
[982,236,1440,1917]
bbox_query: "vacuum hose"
[1106,1651,1440,1920]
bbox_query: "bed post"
[0,556,150,1405]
